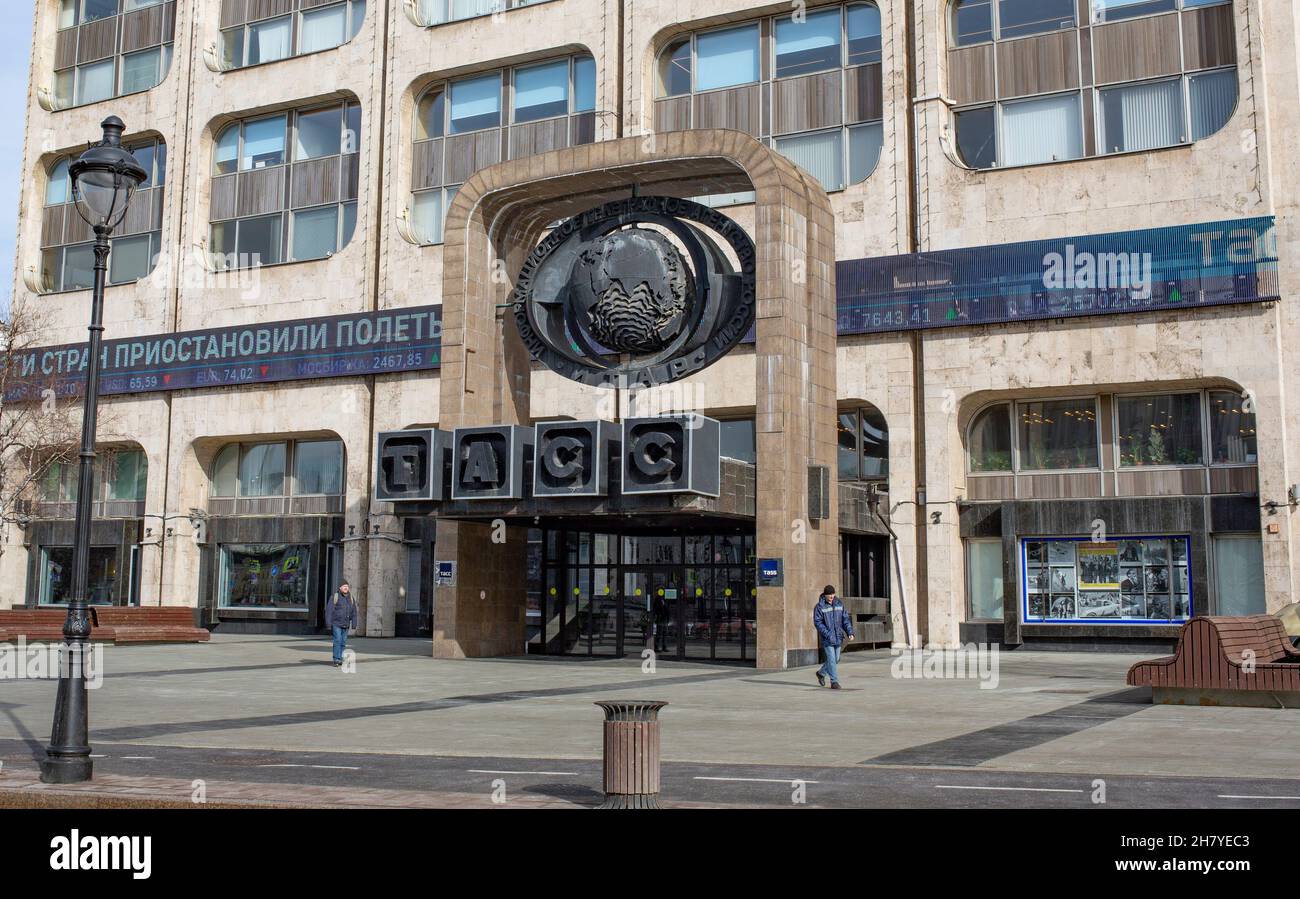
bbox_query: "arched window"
[410,55,596,245]
[949,0,1238,169]
[220,0,365,71]
[968,404,1012,472]
[211,439,344,498]
[52,0,175,109]
[209,101,362,269]
[837,404,888,480]
[40,137,167,293]
[654,3,884,192]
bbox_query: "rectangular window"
[1016,398,1098,470]
[1092,0,1176,23]
[295,106,343,160]
[1207,390,1257,464]
[1100,79,1184,154]
[952,0,993,46]
[848,122,883,184]
[345,104,361,153]
[107,450,147,501]
[449,73,502,133]
[300,3,348,54]
[720,419,756,463]
[109,232,153,284]
[41,248,64,292]
[294,440,344,495]
[1117,393,1203,466]
[1213,536,1265,616]
[82,0,118,24]
[513,59,569,123]
[238,442,286,496]
[46,160,70,205]
[774,8,842,79]
[248,16,292,66]
[241,116,287,170]
[236,214,283,266]
[59,0,77,29]
[212,445,238,497]
[775,129,844,191]
[695,24,760,91]
[998,0,1074,39]
[451,0,498,19]
[214,126,239,174]
[76,59,116,106]
[1189,69,1237,140]
[955,106,996,168]
[341,201,357,248]
[55,70,74,109]
[846,4,882,65]
[967,540,1004,620]
[999,93,1082,167]
[573,56,596,112]
[405,545,423,613]
[837,411,860,479]
[292,206,340,261]
[132,143,157,188]
[120,47,161,95]
[41,546,119,605]
[1024,537,1191,622]
[419,0,447,24]
[63,243,95,290]
[221,28,246,70]
[412,190,444,244]
[219,544,311,609]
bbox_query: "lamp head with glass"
[69,116,148,234]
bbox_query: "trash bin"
[594,700,667,809]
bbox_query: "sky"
[0,4,35,316]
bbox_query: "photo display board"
[1021,536,1192,624]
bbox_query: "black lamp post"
[40,116,146,784]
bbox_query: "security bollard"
[594,700,667,809]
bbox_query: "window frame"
[210,439,347,499]
[1012,395,1102,475]
[1112,388,1207,470]
[965,537,1005,621]
[220,0,365,72]
[836,404,889,482]
[53,0,173,110]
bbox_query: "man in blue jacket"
[813,585,853,689]
[324,580,358,668]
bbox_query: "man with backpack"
[813,584,854,689]
[324,580,358,668]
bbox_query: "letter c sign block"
[621,414,720,496]
[534,420,618,496]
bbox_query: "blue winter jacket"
[324,592,358,629]
[813,596,854,646]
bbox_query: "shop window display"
[1023,536,1191,623]
[219,543,311,609]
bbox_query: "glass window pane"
[412,190,443,244]
[46,159,70,206]
[1213,536,1265,616]
[120,47,160,94]
[416,90,444,140]
[860,404,888,477]
[955,106,996,168]
[1208,390,1257,464]
[76,59,116,105]
[291,205,340,261]
[970,404,1012,471]
[696,24,759,91]
[124,0,163,10]
[82,0,117,23]
[951,0,992,45]
[1189,69,1237,140]
[1016,399,1097,470]
[209,222,236,268]
[1100,79,1183,154]
[221,28,245,70]
[968,540,1004,620]
[837,411,859,480]
[774,8,842,79]
[55,70,74,109]
[658,37,691,97]
[41,248,63,292]
[239,442,286,496]
[131,143,156,188]
[848,122,883,183]
[847,3,882,65]
[1000,93,1083,166]
[248,16,291,65]
[300,3,347,53]
[513,59,569,123]
[419,0,446,24]
[294,440,344,494]
[236,214,283,266]
[220,544,311,608]
[720,419,756,463]
[1092,0,1176,23]
[350,0,366,38]
[573,56,596,112]
[998,0,1074,38]
[154,142,168,186]
[109,232,153,283]
[63,243,95,290]
[449,73,501,133]
[214,124,239,174]
[1117,393,1204,466]
[341,201,357,249]
[108,450,147,501]
[344,104,361,154]
[295,106,343,160]
[43,546,119,605]
[775,129,844,191]
[213,444,238,496]
[241,115,287,169]
[451,0,498,19]
[60,0,77,29]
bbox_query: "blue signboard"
[757,557,783,587]
[835,217,1279,335]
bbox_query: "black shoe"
[333,660,342,668]
[817,673,826,686]
[830,682,842,690]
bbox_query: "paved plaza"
[1,635,1298,808]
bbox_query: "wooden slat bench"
[1127,615,1300,707]
[0,608,208,644]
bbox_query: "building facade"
[3,0,1297,665]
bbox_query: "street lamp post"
[40,116,146,784]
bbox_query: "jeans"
[817,642,842,683]
[332,625,349,664]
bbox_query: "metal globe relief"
[69,116,148,233]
